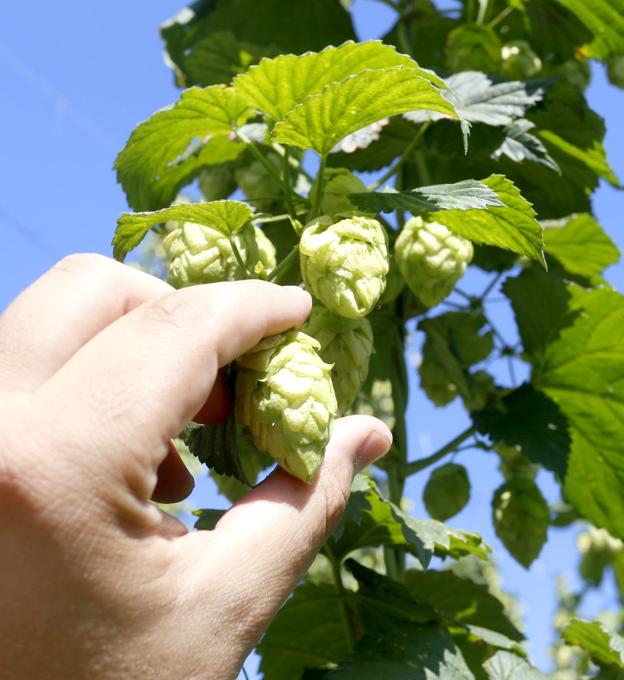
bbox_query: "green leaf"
[328,476,488,566]
[473,384,570,478]
[234,41,430,122]
[543,214,620,280]
[423,464,471,521]
[257,582,354,680]
[181,416,250,485]
[555,0,624,58]
[327,622,475,679]
[418,311,494,409]
[406,72,543,127]
[503,268,575,361]
[426,175,545,266]
[349,178,504,214]
[113,199,253,261]
[483,650,548,679]
[491,119,560,173]
[563,619,624,669]
[273,67,457,155]
[161,0,356,86]
[404,571,524,641]
[535,287,624,539]
[114,86,251,211]
[193,508,226,530]
[492,478,549,568]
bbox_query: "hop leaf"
[608,55,624,89]
[300,215,389,319]
[309,168,368,217]
[163,222,276,287]
[423,463,470,522]
[302,306,374,414]
[235,331,337,483]
[394,216,473,308]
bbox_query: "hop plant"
[198,166,236,201]
[501,40,542,79]
[163,222,276,288]
[308,168,368,217]
[608,55,624,89]
[394,216,473,307]
[302,306,374,414]
[235,331,337,483]
[300,214,389,319]
[234,153,283,212]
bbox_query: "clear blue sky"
[2,1,623,676]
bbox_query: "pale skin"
[0,254,392,680]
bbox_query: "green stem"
[310,155,327,219]
[282,148,298,221]
[403,425,477,476]
[480,270,505,300]
[414,149,432,186]
[329,555,356,651]
[488,5,514,29]
[237,130,282,185]
[268,245,299,283]
[476,0,489,24]
[229,235,252,278]
[396,20,412,56]
[369,122,430,191]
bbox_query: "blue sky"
[2,1,623,677]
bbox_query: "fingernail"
[355,429,393,472]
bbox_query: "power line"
[0,202,59,259]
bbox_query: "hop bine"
[394,216,473,308]
[163,222,276,287]
[308,168,368,217]
[299,215,389,319]
[302,306,374,415]
[235,331,337,483]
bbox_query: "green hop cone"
[423,463,470,521]
[234,153,283,212]
[300,215,389,319]
[501,40,542,80]
[235,331,337,483]
[302,306,374,414]
[309,168,367,217]
[445,24,502,73]
[163,222,276,287]
[198,166,237,201]
[394,216,473,308]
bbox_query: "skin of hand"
[0,254,392,680]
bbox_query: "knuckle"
[53,252,113,276]
[140,291,203,329]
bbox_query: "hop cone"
[309,168,367,217]
[300,215,389,319]
[395,216,473,308]
[303,306,374,414]
[234,153,282,212]
[198,166,236,201]
[163,222,276,288]
[501,40,542,79]
[235,331,337,483]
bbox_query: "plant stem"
[488,5,514,29]
[476,0,490,24]
[414,149,432,186]
[310,155,326,219]
[369,123,430,191]
[329,555,356,651]
[480,270,505,300]
[229,234,252,278]
[268,245,299,283]
[282,148,298,221]
[403,425,477,476]
[237,130,283,186]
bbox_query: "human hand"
[0,254,392,679]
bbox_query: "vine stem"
[480,270,506,300]
[281,148,298,222]
[236,130,282,186]
[488,5,514,28]
[229,234,252,278]
[310,155,327,219]
[369,122,430,191]
[402,425,477,476]
[476,0,490,24]
[268,245,299,283]
[329,554,356,651]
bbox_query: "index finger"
[37,280,312,494]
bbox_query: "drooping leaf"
[257,582,354,680]
[328,476,488,566]
[535,288,624,539]
[115,86,251,211]
[423,464,471,522]
[404,571,524,641]
[193,508,226,530]
[492,478,549,568]
[555,0,624,59]
[349,178,503,214]
[406,71,543,127]
[473,384,570,478]
[563,619,624,669]
[273,67,457,155]
[425,175,545,266]
[491,119,559,173]
[113,200,254,261]
[418,311,494,409]
[483,650,548,679]
[543,213,620,280]
[503,267,576,360]
[234,41,429,122]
